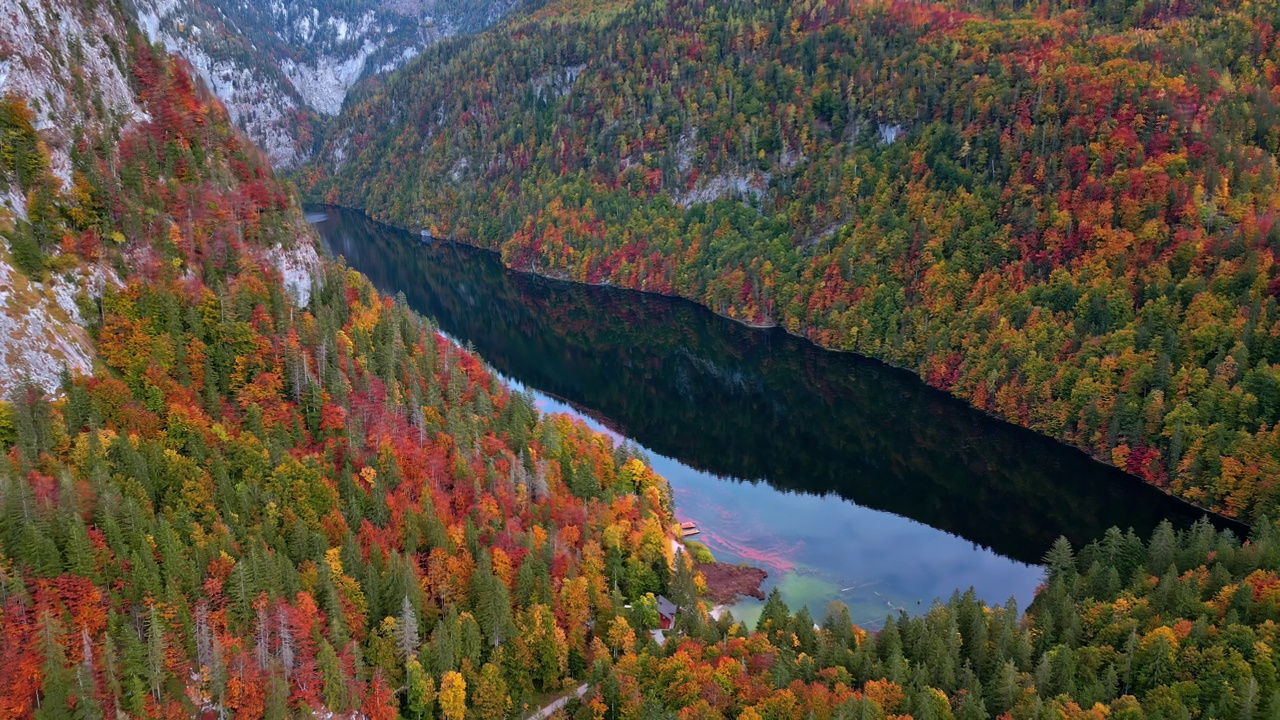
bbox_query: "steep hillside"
[0,0,327,400]
[306,0,1280,522]
[131,0,516,167]
[0,0,146,398]
[0,251,99,400]
[0,0,682,716]
[7,1,1280,718]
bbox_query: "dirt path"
[527,684,589,720]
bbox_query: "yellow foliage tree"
[439,670,466,720]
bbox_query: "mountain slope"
[0,0,147,398]
[307,0,1280,522]
[0,0,334,399]
[5,1,1280,719]
[131,0,515,167]
[0,0,680,716]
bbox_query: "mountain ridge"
[131,0,516,167]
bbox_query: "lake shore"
[306,202,1245,534]
[698,562,768,605]
[309,204,1243,626]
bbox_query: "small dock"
[679,521,701,537]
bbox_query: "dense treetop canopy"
[5,0,1280,717]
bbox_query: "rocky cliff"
[0,0,321,399]
[0,0,142,398]
[130,0,514,167]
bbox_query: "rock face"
[0,258,120,400]
[267,241,323,307]
[0,0,143,398]
[0,0,147,198]
[130,0,514,168]
[0,0,328,399]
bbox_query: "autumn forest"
[308,0,1280,522]
[3,0,1280,718]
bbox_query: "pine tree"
[1043,537,1076,583]
[318,638,349,713]
[61,517,95,578]
[472,550,512,647]
[1145,518,1177,565]
[757,587,790,634]
[429,608,459,675]
[145,604,166,703]
[263,666,289,720]
[35,611,73,720]
[398,596,421,661]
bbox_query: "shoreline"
[697,561,768,605]
[304,202,1250,537]
[671,536,770,607]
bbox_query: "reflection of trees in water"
[313,206,1245,565]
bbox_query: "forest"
[5,0,1280,717]
[577,519,1280,720]
[305,0,1280,522]
[0,7,676,716]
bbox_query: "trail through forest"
[527,685,590,720]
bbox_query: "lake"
[308,205,1242,629]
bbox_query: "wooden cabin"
[656,595,677,630]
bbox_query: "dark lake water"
[308,205,1244,628]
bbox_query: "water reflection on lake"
[309,205,1242,628]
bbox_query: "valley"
[305,0,1280,524]
[133,0,515,166]
[1,0,1280,718]
[311,203,1245,629]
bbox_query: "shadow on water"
[309,206,1247,566]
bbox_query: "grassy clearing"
[682,538,716,564]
